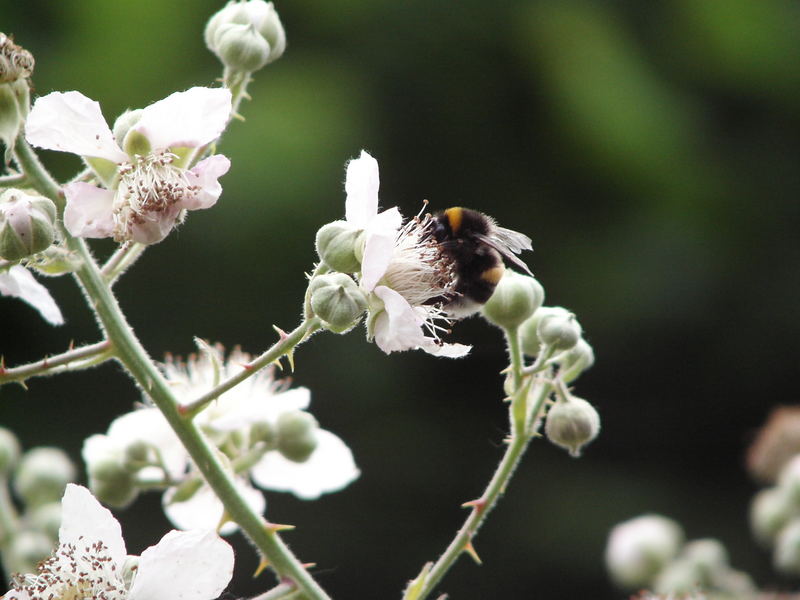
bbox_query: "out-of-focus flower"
[5,484,234,600]
[747,405,800,484]
[0,264,63,325]
[25,87,231,244]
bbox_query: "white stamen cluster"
[11,537,128,600]
[382,214,458,308]
[112,151,198,242]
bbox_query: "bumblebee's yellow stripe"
[480,264,505,284]
[445,207,463,233]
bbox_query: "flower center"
[11,537,128,600]
[382,214,457,308]
[111,151,198,242]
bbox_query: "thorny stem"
[0,341,113,386]
[13,137,333,600]
[180,317,321,418]
[404,329,553,600]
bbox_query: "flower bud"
[778,455,800,504]
[481,271,545,330]
[538,310,582,351]
[27,502,62,541]
[315,220,362,273]
[13,447,75,507]
[682,538,728,580]
[0,426,21,474]
[276,410,319,463]
[0,34,33,153]
[0,189,57,261]
[545,396,600,457]
[205,1,286,71]
[774,518,800,575]
[6,529,53,575]
[123,439,152,469]
[112,108,144,145]
[309,273,368,333]
[750,487,793,545]
[87,455,137,508]
[605,514,684,589]
[0,33,34,83]
[652,558,702,595]
[519,306,570,356]
[552,338,595,383]
[214,23,271,73]
[250,419,276,446]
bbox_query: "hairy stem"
[0,341,113,386]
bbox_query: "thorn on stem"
[461,498,487,514]
[463,540,482,565]
[266,522,295,533]
[253,557,270,577]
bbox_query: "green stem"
[181,318,321,418]
[14,139,332,600]
[101,242,146,285]
[0,173,27,188]
[0,341,113,386]
[505,327,527,436]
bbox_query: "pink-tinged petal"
[129,205,183,245]
[129,530,233,600]
[181,154,231,210]
[59,484,126,566]
[25,91,128,163]
[360,207,401,291]
[162,479,265,535]
[345,150,380,228]
[134,87,232,150]
[251,430,359,500]
[372,285,427,353]
[63,183,115,239]
[0,265,64,325]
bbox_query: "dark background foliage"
[2,1,800,598]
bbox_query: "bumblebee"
[429,206,533,318]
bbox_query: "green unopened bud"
[112,108,144,147]
[538,310,582,351]
[7,529,53,575]
[309,272,367,333]
[553,338,595,383]
[205,1,286,71]
[0,189,57,261]
[250,419,276,446]
[123,440,152,470]
[13,447,75,507]
[0,426,21,474]
[87,456,137,508]
[682,538,728,581]
[214,23,271,73]
[316,221,362,273]
[28,501,62,541]
[545,396,600,457]
[774,518,800,575]
[0,34,33,156]
[121,128,151,159]
[481,271,545,330]
[605,514,684,589]
[653,557,702,595]
[751,487,793,545]
[519,306,569,355]
[276,410,319,463]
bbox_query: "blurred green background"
[3,0,800,597]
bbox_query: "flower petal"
[0,265,64,325]
[162,478,265,535]
[25,91,128,162]
[63,182,115,239]
[134,87,232,150]
[345,150,379,228]
[251,430,359,500]
[130,205,183,245]
[206,387,311,432]
[59,484,126,566]
[129,529,233,600]
[360,207,401,291]
[421,340,471,358]
[371,285,427,353]
[181,154,231,210]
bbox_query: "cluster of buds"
[0,33,33,156]
[0,427,76,575]
[605,515,755,597]
[205,0,286,76]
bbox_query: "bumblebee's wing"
[476,231,534,276]
[493,226,532,254]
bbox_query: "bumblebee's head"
[432,207,465,243]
